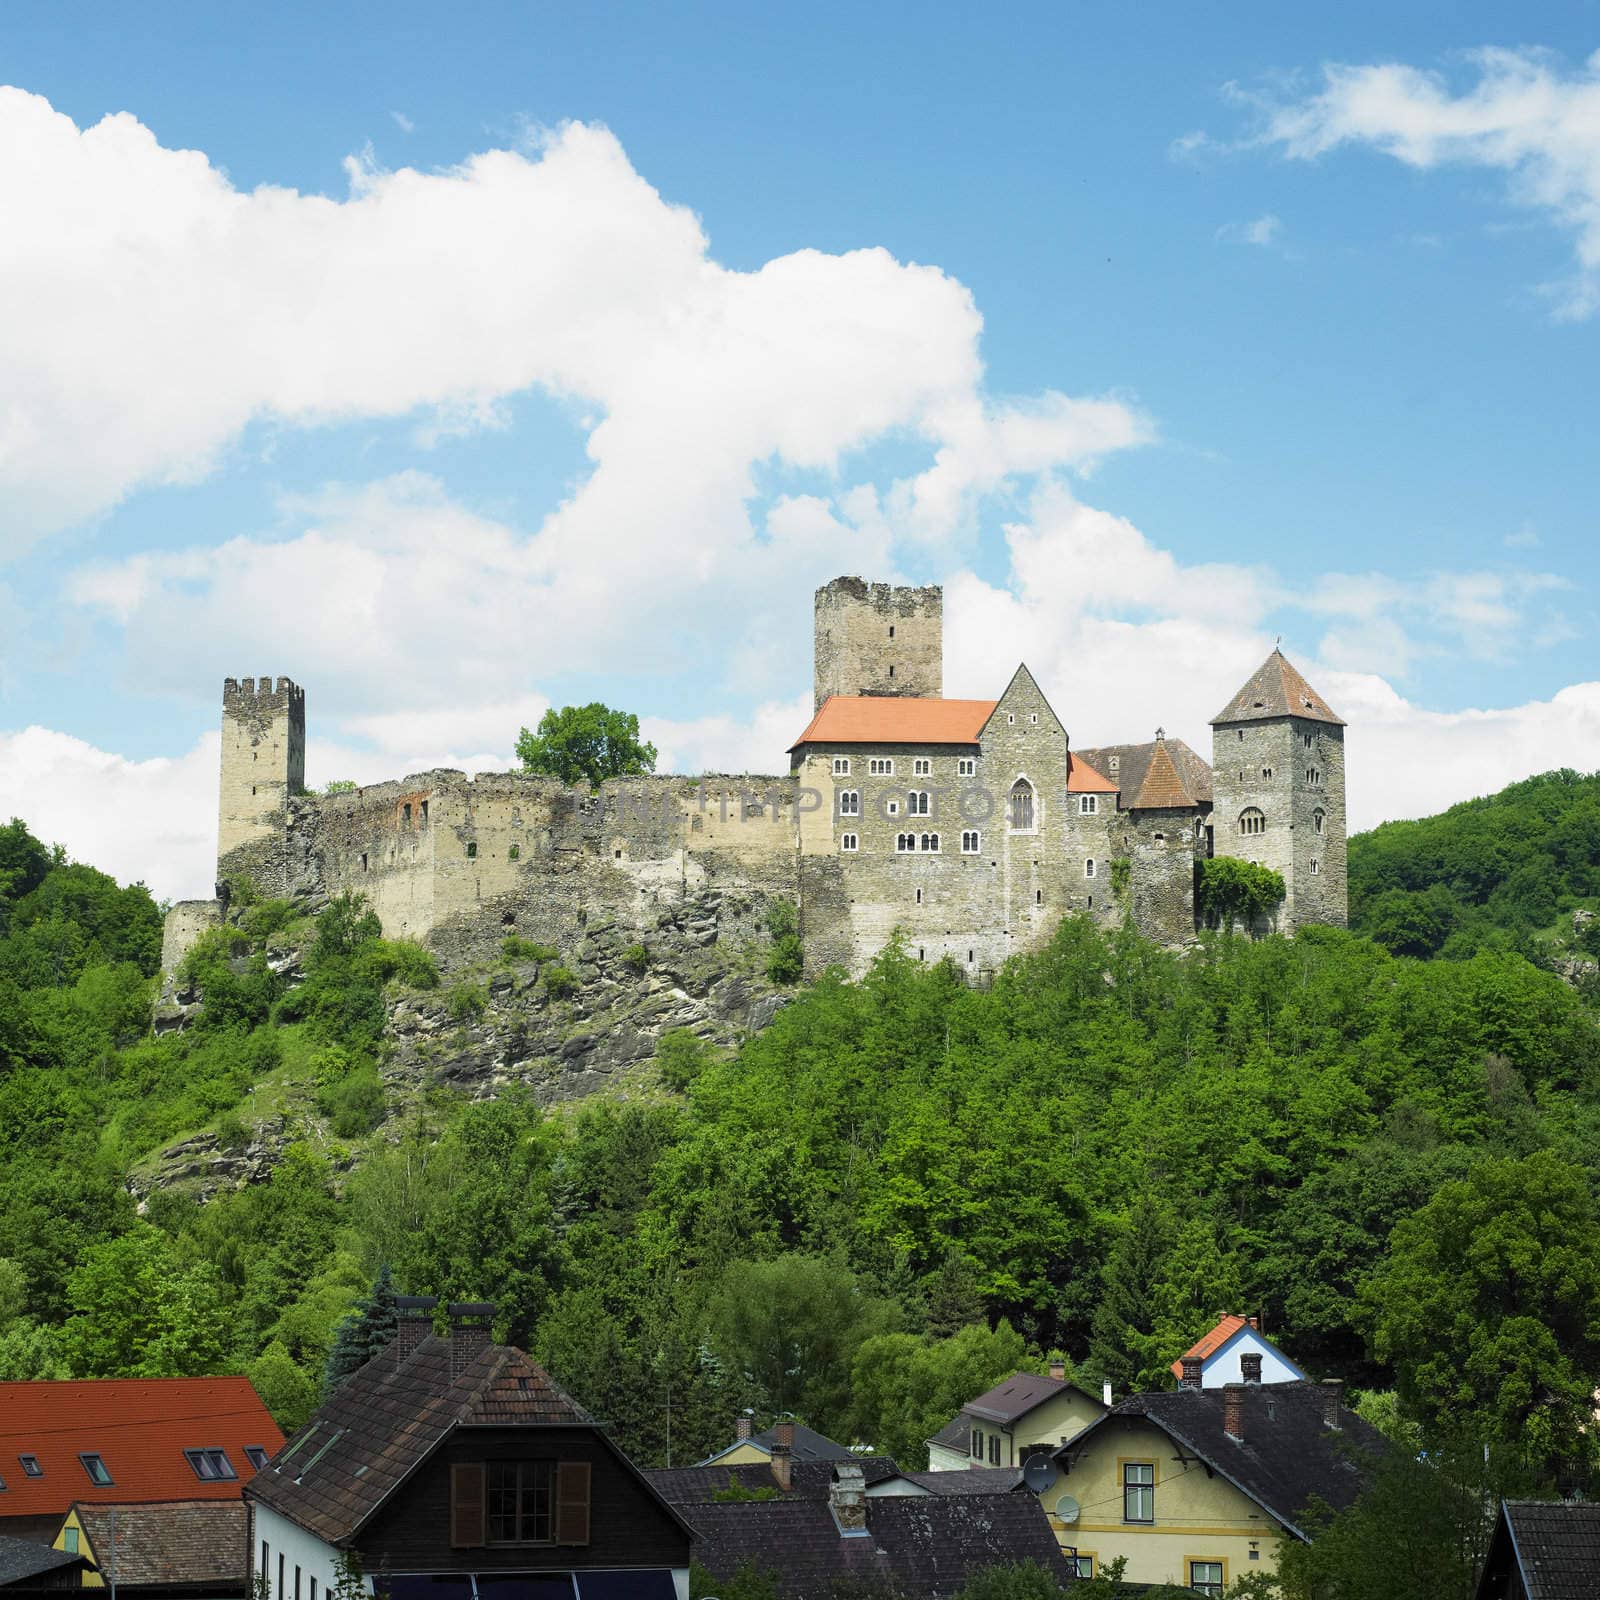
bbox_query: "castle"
[160,577,1347,986]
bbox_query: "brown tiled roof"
[687,1492,1074,1598]
[1169,1315,1250,1378]
[1494,1499,1600,1599]
[1132,738,1196,810]
[1212,650,1345,727]
[789,696,998,750]
[647,1458,902,1504]
[245,1336,590,1545]
[1074,738,1214,807]
[74,1500,249,1589]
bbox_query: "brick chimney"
[770,1419,794,1491]
[1240,1352,1263,1385]
[394,1295,438,1360]
[447,1301,495,1378]
[1223,1382,1245,1441]
[1101,1378,1112,1407]
[1179,1356,1203,1391]
[735,1415,753,1441]
[830,1462,867,1534]
[1048,1359,1066,1381]
[1247,1314,1260,1330]
[1321,1378,1344,1429]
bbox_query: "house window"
[80,1454,113,1487]
[1085,859,1096,878]
[62,1529,78,1554]
[19,1456,41,1478]
[1079,795,1097,815]
[185,1449,236,1481]
[1067,1556,1093,1579]
[833,757,851,776]
[279,1554,285,1598]
[958,758,976,777]
[466,841,478,858]
[487,1460,554,1544]
[296,1567,302,1600]
[870,758,894,776]
[1123,1461,1154,1522]
[897,834,914,853]
[1313,808,1325,835]
[246,1447,270,1472]
[988,1434,1000,1464]
[1190,1561,1224,1596]
[908,791,930,815]
[971,1429,982,1459]
[1239,808,1266,836]
[1009,778,1035,833]
[920,833,940,853]
[261,1543,268,1584]
[840,790,859,815]
[841,833,858,852]
[508,844,520,860]
[312,1581,318,1600]
[914,758,931,776]
[961,831,980,853]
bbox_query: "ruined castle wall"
[813,578,943,709]
[217,677,305,896]
[159,898,223,982]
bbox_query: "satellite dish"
[1022,1453,1056,1494]
[1054,1493,1081,1524]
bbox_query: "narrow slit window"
[466,841,478,858]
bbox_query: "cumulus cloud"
[0,89,1135,550]
[1247,47,1600,316]
[1217,213,1283,247]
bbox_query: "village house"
[52,1501,249,1597]
[1169,1314,1307,1389]
[1475,1498,1600,1599]
[693,1418,855,1470]
[924,1362,1107,1472]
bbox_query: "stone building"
[164,577,1347,988]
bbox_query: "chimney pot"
[1048,1359,1066,1381]
[830,1463,868,1534]
[394,1295,438,1360]
[770,1419,795,1491]
[446,1301,495,1379]
[1321,1378,1344,1429]
[1101,1378,1113,1408]
[1223,1381,1245,1441]
[735,1416,752,1441]
[1240,1352,1263,1386]
[1247,1314,1260,1331]
[1180,1356,1203,1391]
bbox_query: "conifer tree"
[321,1264,400,1395]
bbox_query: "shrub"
[240,897,301,943]
[214,1112,251,1153]
[1197,857,1286,931]
[764,898,804,984]
[446,983,488,1023]
[542,965,578,1000]
[317,1066,386,1137]
[656,1028,715,1091]
[503,935,558,964]
[322,779,358,795]
[365,939,439,990]
[621,942,649,973]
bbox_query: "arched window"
[1239,808,1266,837]
[1313,808,1325,835]
[1009,778,1035,833]
[839,790,859,816]
[908,790,930,816]
[920,832,940,853]
[896,833,914,853]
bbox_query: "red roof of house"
[1067,753,1118,794]
[1169,1315,1251,1379]
[790,696,999,750]
[0,1378,283,1518]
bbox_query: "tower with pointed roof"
[1210,648,1347,932]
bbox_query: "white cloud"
[0,89,1136,551]
[390,111,414,134]
[1217,213,1283,247]
[1251,47,1600,317]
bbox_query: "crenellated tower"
[812,577,943,710]
[218,675,305,892]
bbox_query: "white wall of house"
[925,1441,971,1473]
[1200,1329,1304,1387]
[253,1504,362,1600]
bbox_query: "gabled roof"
[687,1492,1073,1598]
[1067,753,1118,794]
[0,1535,90,1586]
[647,1458,902,1504]
[1212,649,1345,727]
[1075,738,1214,807]
[1055,1381,1388,1541]
[73,1500,249,1589]
[1170,1314,1251,1377]
[1131,736,1197,810]
[696,1423,858,1468]
[246,1334,607,1545]
[789,697,997,751]
[0,1379,282,1518]
[893,1468,1027,1496]
[962,1370,1090,1425]
[1484,1499,1600,1600]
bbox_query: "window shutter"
[450,1463,485,1548]
[554,1461,591,1546]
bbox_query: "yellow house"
[926,1365,1107,1472]
[697,1418,856,1470]
[1031,1378,1386,1588]
[53,1500,251,1594]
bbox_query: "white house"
[1170,1315,1306,1388]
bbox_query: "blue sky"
[3,2,1599,895]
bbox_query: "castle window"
[1035,888,1043,904]
[1085,859,1096,878]
[888,665,895,678]
[466,842,478,858]
[360,853,368,872]
[918,947,925,960]
[402,803,411,824]
[1007,714,1016,725]
[958,758,976,777]
[1079,795,1098,815]
[833,757,851,776]
[1262,766,1273,780]
[869,758,894,776]
[969,949,974,963]
[421,800,429,822]
[1239,809,1266,836]
[1303,732,1314,749]
[908,791,930,816]
[914,758,931,776]
[1154,832,1165,843]
[888,625,895,639]
[915,888,923,904]
[1313,808,1325,835]
[251,785,257,796]
[1030,713,1038,724]
[841,833,858,852]
[1311,857,1321,875]
[1306,766,1321,786]
[921,833,940,853]
[961,831,980,853]
[887,800,900,816]
[1109,755,1120,772]
[1008,778,1035,834]
[896,834,914,853]
[840,790,859,815]
[1239,730,1245,742]
[508,844,520,860]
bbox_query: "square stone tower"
[1210,650,1346,930]
[813,577,943,710]
[218,676,305,889]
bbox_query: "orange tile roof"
[1067,753,1118,794]
[1132,738,1197,809]
[1213,649,1344,727]
[0,1378,283,1518]
[790,696,998,750]
[1169,1315,1251,1378]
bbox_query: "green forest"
[6,773,1600,1597]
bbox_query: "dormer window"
[1109,755,1120,772]
[80,1454,113,1487]
[186,1449,237,1482]
[245,1447,271,1472]
[19,1456,42,1478]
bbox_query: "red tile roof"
[0,1378,283,1519]
[1169,1315,1251,1378]
[1132,738,1197,810]
[790,697,998,750]
[1067,753,1118,794]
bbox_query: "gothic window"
[841,833,858,852]
[958,757,976,777]
[908,791,930,815]
[961,830,980,853]
[896,834,914,853]
[920,833,940,853]
[914,758,931,776]
[1009,778,1035,833]
[1313,808,1325,835]
[1239,808,1266,837]
[1303,732,1314,749]
[839,790,859,815]
[1079,795,1098,815]
[1306,766,1322,786]
[833,757,851,776]
[870,758,894,776]
[402,803,411,824]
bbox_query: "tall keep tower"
[218,676,305,890]
[813,577,943,710]
[1210,650,1346,930]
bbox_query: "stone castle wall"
[218,676,306,897]
[813,577,943,708]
